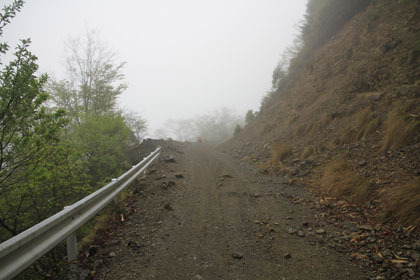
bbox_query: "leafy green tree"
[234,124,242,136]
[0,1,66,195]
[73,113,133,185]
[0,140,91,239]
[245,110,256,125]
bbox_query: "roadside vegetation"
[0,1,146,277]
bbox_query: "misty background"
[4,0,306,138]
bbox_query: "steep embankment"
[222,0,420,226]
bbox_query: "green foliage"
[0,140,91,239]
[0,4,147,278]
[234,124,242,136]
[271,62,287,90]
[245,109,256,125]
[73,113,133,185]
[0,0,142,240]
[0,0,24,55]
[0,2,67,193]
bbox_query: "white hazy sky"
[3,0,307,136]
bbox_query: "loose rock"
[164,203,173,211]
[232,252,244,259]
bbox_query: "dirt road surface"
[92,142,367,280]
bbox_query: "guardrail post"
[112,178,119,204]
[0,147,161,279]
[66,232,78,262]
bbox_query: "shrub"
[234,124,242,136]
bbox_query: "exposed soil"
[78,141,375,280]
[217,3,420,278]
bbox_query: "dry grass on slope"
[320,158,375,204]
[381,101,420,152]
[272,143,293,164]
[379,179,420,226]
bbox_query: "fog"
[4,0,306,137]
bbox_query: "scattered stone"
[93,259,104,270]
[316,229,325,234]
[88,245,100,256]
[358,160,367,167]
[359,225,374,232]
[404,268,415,278]
[288,228,297,234]
[254,193,261,198]
[302,221,309,227]
[147,169,157,175]
[127,240,141,248]
[165,156,176,163]
[414,241,420,252]
[109,252,117,258]
[382,249,392,257]
[286,216,293,220]
[367,237,377,243]
[351,252,368,260]
[411,251,420,261]
[402,244,411,250]
[342,222,358,232]
[297,230,305,237]
[232,252,244,259]
[164,203,173,211]
[284,253,292,259]
[160,182,169,190]
[67,264,90,280]
[156,175,166,180]
[372,255,383,264]
[175,173,184,179]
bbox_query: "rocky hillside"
[222,0,420,226]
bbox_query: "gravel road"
[93,142,366,280]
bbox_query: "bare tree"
[164,119,197,142]
[122,110,148,141]
[49,28,127,122]
[158,108,242,143]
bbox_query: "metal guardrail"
[0,147,161,280]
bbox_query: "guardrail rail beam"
[0,146,161,280]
